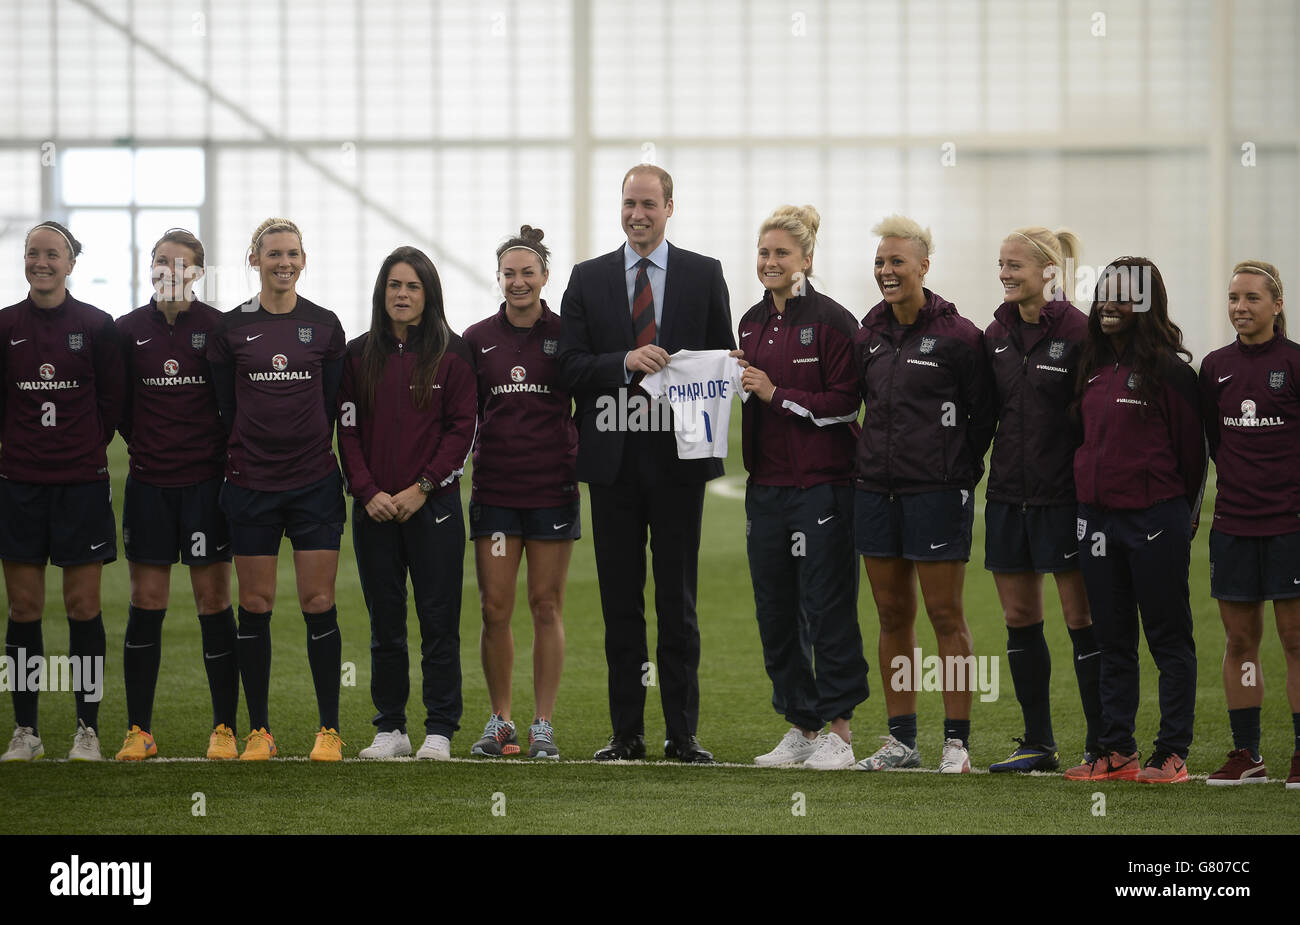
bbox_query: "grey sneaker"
[471,713,519,756]
[855,734,921,771]
[528,719,559,758]
[1,726,44,762]
[68,720,103,761]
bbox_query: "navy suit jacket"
[559,242,735,486]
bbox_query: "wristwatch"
[417,477,433,494]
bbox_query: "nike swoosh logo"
[817,515,834,525]
[553,523,570,530]
[869,343,882,354]
[236,634,258,640]
[1218,375,1232,383]
[929,542,948,550]
[995,345,1009,353]
[1064,550,1079,559]
[481,345,497,353]
[124,643,154,649]
[246,334,263,341]
[1147,531,1163,541]
[435,514,451,524]
[741,331,754,338]
[204,651,230,660]
[9,339,26,345]
[1007,648,1024,654]
[1293,579,1300,585]
[136,338,152,346]
[216,543,230,551]
[310,629,337,641]
[90,542,107,550]
[1076,651,1100,661]
[1088,374,1102,384]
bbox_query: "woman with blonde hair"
[736,205,868,770]
[852,215,994,774]
[984,226,1102,773]
[207,218,348,761]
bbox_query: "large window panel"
[827,0,904,137]
[3,1,55,138]
[1147,0,1211,134]
[286,4,359,140]
[129,0,210,138]
[207,0,284,140]
[744,0,823,138]
[56,0,131,139]
[512,0,573,138]
[590,1,671,138]
[985,0,1064,135]
[1064,0,1143,130]
[436,4,513,139]
[360,1,435,139]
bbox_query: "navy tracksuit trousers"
[352,492,464,738]
[746,483,869,729]
[1077,498,1196,758]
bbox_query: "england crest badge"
[799,326,814,346]
[191,331,207,351]
[297,326,314,344]
[919,336,937,354]
[1048,340,1065,360]
[1269,370,1286,391]
[543,338,558,356]
[66,332,84,352]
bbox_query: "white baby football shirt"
[640,349,746,460]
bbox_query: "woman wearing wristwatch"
[338,246,477,760]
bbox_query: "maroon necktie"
[632,257,656,347]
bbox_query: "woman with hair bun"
[984,226,1103,773]
[340,245,477,761]
[207,218,348,761]
[0,221,124,763]
[737,205,868,770]
[1064,256,1205,784]
[1198,260,1300,789]
[852,215,994,775]
[461,225,579,759]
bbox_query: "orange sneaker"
[114,725,157,761]
[1063,750,1140,781]
[310,727,344,762]
[207,724,239,760]
[1136,750,1189,783]
[240,728,277,760]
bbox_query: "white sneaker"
[416,733,451,761]
[803,732,855,770]
[939,737,971,774]
[855,734,921,771]
[358,730,412,759]
[755,727,819,767]
[68,720,103,761]
[1,726,44,762]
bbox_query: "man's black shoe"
[593,734,646,761]
[664,735,714,764]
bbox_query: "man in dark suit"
[559,165,734,763]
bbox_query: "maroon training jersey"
[207,295,345,491]
[462,302,578,507]
[1199,332,1300,536]
[0,294,124,484]
[117,299,225,487]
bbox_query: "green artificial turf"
[3,417,1297,835]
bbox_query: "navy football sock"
[236,608,272,731]
[1226,707,1261,760]
[1007,622,1054,748]
[1068,625,1103,754]
[944,718,971,749]
[304,607,341,730]
[68,614,106,730]
[888,713,918,749]
[5,619,43,735]
[123,606,165,731]
[198,607,239,731]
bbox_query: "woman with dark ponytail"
[339,246,477,760]
[1064,257,1206,784]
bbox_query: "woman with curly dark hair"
[1064,257,1206,784]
